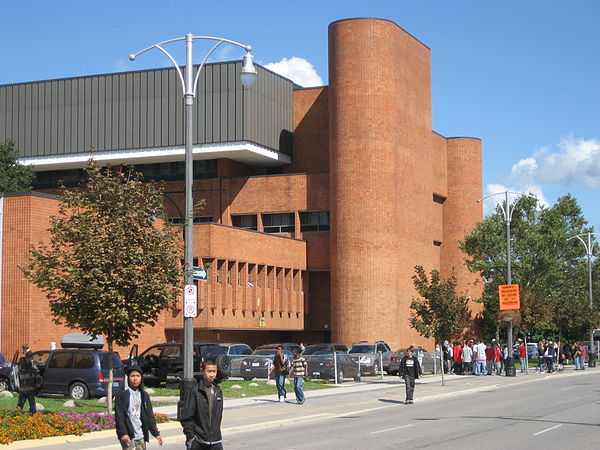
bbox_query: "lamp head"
[129,54,136,61]
[240,51,257,88]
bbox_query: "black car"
[305,351,360,383]
[126,342,230,386]
[302,343,348,355]
[240,348,294,381]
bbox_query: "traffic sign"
[499,284,520,310]
[193,266,208,281]
[184,284,197,318]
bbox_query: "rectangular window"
[262,213,295,234]
[227,261,235,285]
[232,214,257,230]
[300,211,330,232]
[216,260,225,284]
[49,352,74,369]
[73,353,95,369]
[238,262,246,286]
[135,160,217,182]
[257,265,264,287]
[433,193,446,204]
[168,216,212,225]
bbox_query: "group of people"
[268,346,308,404]
[534,340,589,373]
[442,339,505,376]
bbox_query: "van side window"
[49,352,74,369]
[74,353,95,369]
[32,352,50,366]
[162,345,181,359]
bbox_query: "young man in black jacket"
[115,365,163,449]
[180,359,224,449]
[399,346,422,404]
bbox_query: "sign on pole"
[184,284,197,318]
[193,266,208,281]
[499,284,520,310]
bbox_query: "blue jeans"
[476,361,486,375]
[294,376,305,403]
[520,358,526,372]
[276,374,286,399]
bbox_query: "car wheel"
[337,370,344,384]
[216,355,231,378]
[69,382,89,400]
[0,378,8,392]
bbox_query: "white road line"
[533,424,562,436]
[560,386,574,391]
[371,424,414,434]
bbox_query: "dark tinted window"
[49,352,74,369]
[262,213,295,233]
[300,211,330,232]
[32,352,50,366]
[162,345,181,359]
[303,346,330,355]
[73,353,95,369]
[232,215,257,231]
[200,345,227,360]
[100,353,123,369]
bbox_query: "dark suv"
[126,342,231,386]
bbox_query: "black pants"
[17,391,36,413]
[189,441,223,450]
[403,375,415,401]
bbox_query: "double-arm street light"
[130,34,257,401]
[478,191,537,377]
[569,232,598,364]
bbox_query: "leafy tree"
[0,141,35,192]
[409,265,471,385]
[24,161,182,412]
[460,194,599,343]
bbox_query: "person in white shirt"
[462,341,473,375]
[473,339,487,376]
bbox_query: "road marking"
[534,424,562,436]
[371,424,414,434]
[560,386,574,391]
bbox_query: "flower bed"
[0,409,170,444]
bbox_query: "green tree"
[409,265,471,385]
[24,161,182,412]
[460,194,599,343]
[0,141,35,192]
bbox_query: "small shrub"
[0,409,87,444]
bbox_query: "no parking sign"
[184,284,197,318]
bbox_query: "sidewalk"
[7,365,594,449]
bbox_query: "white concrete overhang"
[18,141,291,171]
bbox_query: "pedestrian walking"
[114,365,163,449]
[493,341,502,375]
[268,346,289,403]
[180,359,224,449]
[290,349,308,404]
[518,339,527,373]
[544,341,556,373]
[580,344,587,370]
[15,344,41,414]
[399,346,422,404]
[452,342,463,375]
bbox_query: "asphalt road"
[218,371,599,450]
[29,370,598,450]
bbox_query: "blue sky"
[1,1,598,231]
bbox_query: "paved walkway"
[7,365,594,449]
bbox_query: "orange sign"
[499,284,520,310]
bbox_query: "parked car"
[240,348,294,381]
[388,348,435,375]
[255,343,302,353]
[305,351,360,382]
[347,341,393,375]
[218,343,253,378]
[512,343,539,359]
[126,342,230,386]
[302,343,348,355]
[0,365,14,392]
[8,348,124,400]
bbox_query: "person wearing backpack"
[15,344,41,414]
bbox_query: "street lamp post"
[478,191,537,377]
[569,232,598,365]
[130,34,256,403]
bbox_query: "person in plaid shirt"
[290,349,308,404]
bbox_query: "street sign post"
[184,284,197,318]
[499,284,520,311]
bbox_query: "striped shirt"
[291,356,307,377]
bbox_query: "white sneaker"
[279,397,284,403]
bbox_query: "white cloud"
[511,136,600,189]
[482,183,549,217]
[264,57,323,87]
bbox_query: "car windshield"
[253,349,278,356]
[201,345,227,360]
[348,345,373,353]
[302,346,330,355]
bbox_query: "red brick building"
[0,18,482,357]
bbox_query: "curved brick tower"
[329,18,434,348]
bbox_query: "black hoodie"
[114,365,160,442]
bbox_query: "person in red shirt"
[493,341,502,375]
[518,339,527,373]
[452,342,462,374]
[485,343,495,376]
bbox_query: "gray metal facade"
[0,62,292,159]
